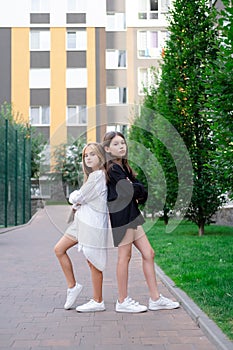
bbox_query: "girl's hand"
[126,177,132,183]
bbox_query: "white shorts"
[64,220,78,242]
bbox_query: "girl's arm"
[69,171,103,205]
[109,164,147,204]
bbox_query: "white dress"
[65,170,111,271]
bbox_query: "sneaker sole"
[64,285,83,310]
[115,308,147,313]
[76,308,106,313]
[149,305,180,311]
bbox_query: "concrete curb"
[155,263,233,350]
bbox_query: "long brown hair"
[82,142,106,182]
[102,131,136,181]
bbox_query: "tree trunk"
[163,212,169,225]
[198,222,205,236]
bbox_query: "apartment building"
[0,0,171,150]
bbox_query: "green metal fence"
[0,118,31,227]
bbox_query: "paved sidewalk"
[0,206,231,350]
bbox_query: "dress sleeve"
[69,171,103,205]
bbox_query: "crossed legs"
[54,235,103,302]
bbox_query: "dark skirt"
[110,213,145,247]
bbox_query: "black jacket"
[107,163,147,246]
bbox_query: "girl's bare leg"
[134,229,160,301]
[117,242,132,303]
[54,236,78,288]
[87,261,103,302]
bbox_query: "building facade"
[0,0,171,151]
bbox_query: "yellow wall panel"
[86,28,96,142]
[11,28,30,123]
[50,27,67,149]
[126,28,135,104]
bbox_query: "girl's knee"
[143,247,155,261]
[54,243,63,257]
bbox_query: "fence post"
[28,127,32,219]
[22,133,26,224]
[4,119,8,227]
[14,129,18,225]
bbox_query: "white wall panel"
[30,69,50,88]
[0,0,106,27]
[86,0,106,27]
[0,0,29,26]
[50,0,66,26]
[66,68,87,88]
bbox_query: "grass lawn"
[144,219,233,341]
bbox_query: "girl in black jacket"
[103,131,180,313]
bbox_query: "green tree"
[30,128,46,178]
[154,0,227,235]
[128,87,177,224]
[207,0,233,196]
[52,137,86,194]
[0,102,45,178]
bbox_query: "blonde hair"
[82,142,106,182]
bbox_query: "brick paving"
[0,205,219,350]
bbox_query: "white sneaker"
[64,283,83,310]
[116,296,147,313]
[149,294,180,310]
[76,299,106,312]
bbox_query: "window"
[138,0,162,19]
[30,30,50,50]
[138,31,159,57]
[67,106,87,125]
[31,0,50,12]
[30,106,50,125]
[106,50,126,69]
[66,68,87,88]
[106,87,127,104]
[67,0,86,12]
[161,0,170,12]
[67,30,87,50]
[106,13,126,31]
[138,68,157,94]
[106,124,128,134]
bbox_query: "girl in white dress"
[54,142,109,312]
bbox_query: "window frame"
[106,12,126,31]
[30,106,50,126]
[137,30,168,58]
[30,30,50,51]
[106,87,127,105]
[66,30,87,51]
[138,0,159,20]
[67,105,87,125]
[106,50,127,69]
